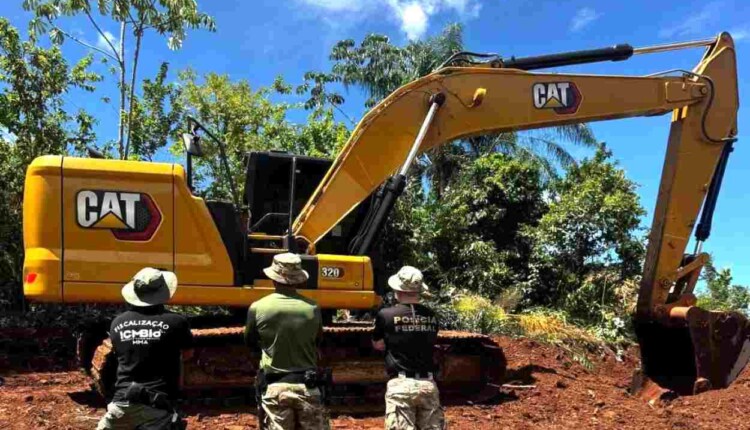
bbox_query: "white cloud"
[731,28,748,41]
[658,2,721,38]
[388,1,483,39]
[96,30,118,52]
[389,1,431,40]
[442,0,482,17]
[301,0,363,12]
[300,0,481,40]
[570,7,601,32]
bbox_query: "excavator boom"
[293,36,736,248]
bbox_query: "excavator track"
[91,324,506,412]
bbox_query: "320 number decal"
[321,266,344,278]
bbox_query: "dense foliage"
[697,258,750,314]
[381,146,646,343]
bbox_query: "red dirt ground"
[2,329,750,429]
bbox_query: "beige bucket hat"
[121,267,177,307]
[388,266,429,293]
[264,253,310,285]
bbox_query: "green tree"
[127,62,183,160]
[329,24,464,109]
[25,0,215,158]
[174,70,349,202]
[381,154,547,300]
[437,154,547,298]
[527,145,645,311]
[0,19,99,306]
[697,257,750,314]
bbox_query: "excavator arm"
[294,33,744,397]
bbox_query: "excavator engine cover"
[636,309,750,399]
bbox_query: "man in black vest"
[372,266,444,430]
[96,267,193,430]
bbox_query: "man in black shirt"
[372,266,444,430]
[96,267,193,430]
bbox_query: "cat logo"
[76,190,162,241]
[532,82,581,114]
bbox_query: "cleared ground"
[1,329,750,429]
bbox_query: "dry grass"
[452,293,604,369]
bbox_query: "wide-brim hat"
[121,267,177,307]
[388,266,429,294]
[264,252,310,285]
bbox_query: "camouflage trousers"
[385,377,445,430]
[261,382,331,430]
[96,401,180,430]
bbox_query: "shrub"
[450,292,622,369]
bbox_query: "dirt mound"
[2,331,750,429]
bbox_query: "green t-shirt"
[244,290,322,373]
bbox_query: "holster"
[313,368,333,406]
[257,368,333,406]
[303,369,319,389]
[255,369,269,430]
[123,383,186,430]
[123,383,173,411]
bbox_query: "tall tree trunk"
[117,22,126,159]
[124,26,143,159]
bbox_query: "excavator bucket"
[635,307,750,400]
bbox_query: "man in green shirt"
[245,253,329,430]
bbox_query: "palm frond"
[552,124,597,147]
[521,135,576,168]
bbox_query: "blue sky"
[1,0,749,285]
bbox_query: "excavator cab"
[241,151,374,281]
[181,121,375,289]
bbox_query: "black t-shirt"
[372,303,439,376]
[110,306,193,400]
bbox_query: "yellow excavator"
[22,31,745,405]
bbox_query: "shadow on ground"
[68,389,108,408]
[504,364,560,386]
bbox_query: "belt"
[264,370,308,385]
[397,371,433,380]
